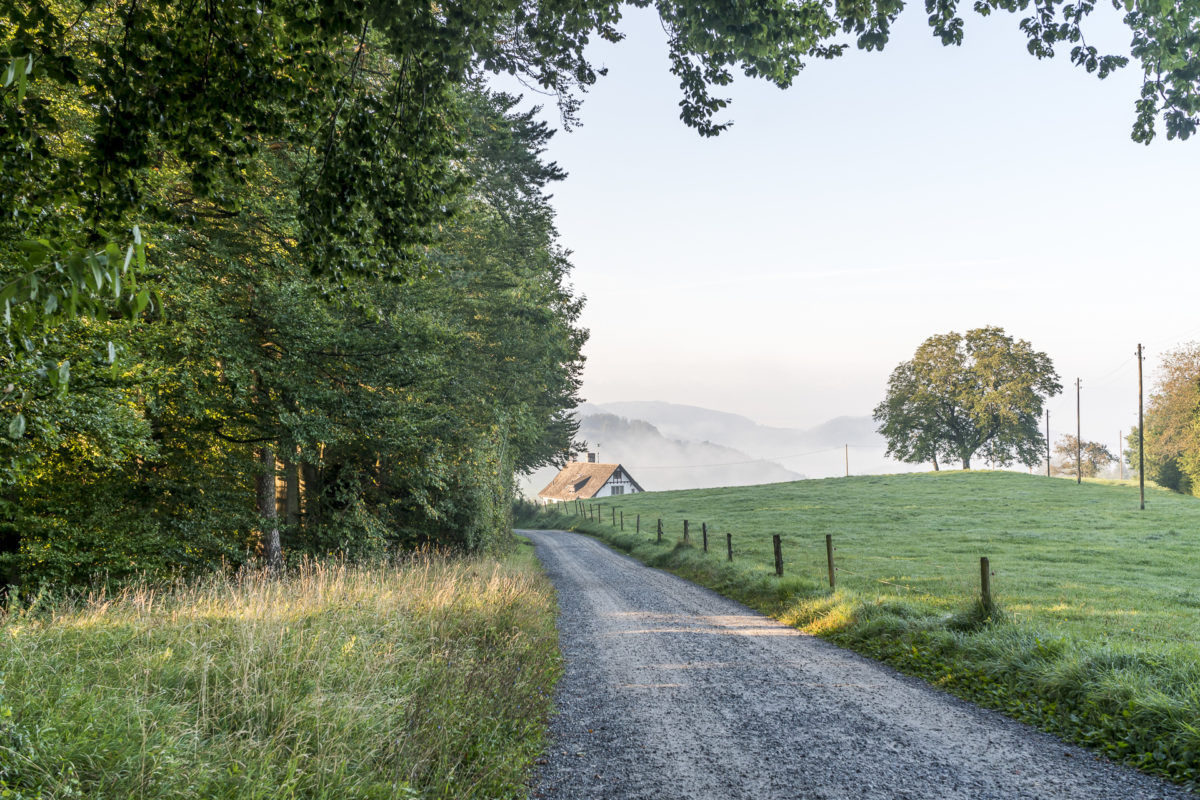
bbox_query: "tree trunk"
[257,445,282,570]
[932,453,939,471]
[962,455,971,470]
[284,452,301,528]
[301,461,322,529]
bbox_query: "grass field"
[522,471,1200,787]
[0,541,560,800]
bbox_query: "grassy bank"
[521,472,1200,788]
[0,542,560,800]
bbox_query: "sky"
[495,4,1200,458]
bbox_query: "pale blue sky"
[498,4,1200,457]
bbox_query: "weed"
[0,546,561,799]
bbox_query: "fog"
[520,401,927,499]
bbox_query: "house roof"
[538,462,627,501]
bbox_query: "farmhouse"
[538,454,645,504]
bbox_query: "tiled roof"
[538,462,621,501]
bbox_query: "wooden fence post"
[657,518,662,543]
[683,519,689,544]
[826,534,835,589]
[726,532,733,562]
[702,522,708,552]
[980,556,992,610]
[637,514,640,534]
[612,506,615,525]
[773,534,783,576]
[620,510,624,530]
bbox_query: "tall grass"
[520,472,1200,787]
[0,543,560,800]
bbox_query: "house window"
[611,486,624,496]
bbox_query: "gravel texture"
[522,529,1193,800]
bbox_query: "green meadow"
[0,543,559,800]
[523,471,1200,787]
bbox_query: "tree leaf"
[16,60,28,105]
[8,413,26,440]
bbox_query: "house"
[537,453,645,504]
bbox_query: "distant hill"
[590,401,912,478]
[520,401,925,499]
[521,412,803,497]
[579,413,804,489]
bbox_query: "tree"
[1126,343,1200,495]
[0,83,589,587]
[874,327,1062,470]
[1052,435,1114,478]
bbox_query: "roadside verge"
[0,541,560,800]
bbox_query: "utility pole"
[1138,343,1145,510]
[1045,410,1050,477]
[1080,379,1089,484]
[844,444,849,477]
[1118,430,1124,480]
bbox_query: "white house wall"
[597,468,640,498]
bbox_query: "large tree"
[1126,343,1200,495]
[1052,434,1115,478]
[874,327,1062,470]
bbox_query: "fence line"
[521,499,1200,651]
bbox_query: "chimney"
[587,452,597,463]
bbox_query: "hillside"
[561,470,1200,646]
[528,472,1200,786]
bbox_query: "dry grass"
[0,542,560,799]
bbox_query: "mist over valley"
[522,401,925,498]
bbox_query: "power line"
[1086,354,1135,387]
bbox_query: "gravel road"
[522,529,1193,800]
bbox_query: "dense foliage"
[0,0,600,585]
[1127,343,1200,495]
[874,327,1062,470]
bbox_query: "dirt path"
[522,529,1190,800]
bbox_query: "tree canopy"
[874,327,1062,470]
[1127,343,1200,496]
[0,4,590,582]
[1053,434,1115,479]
